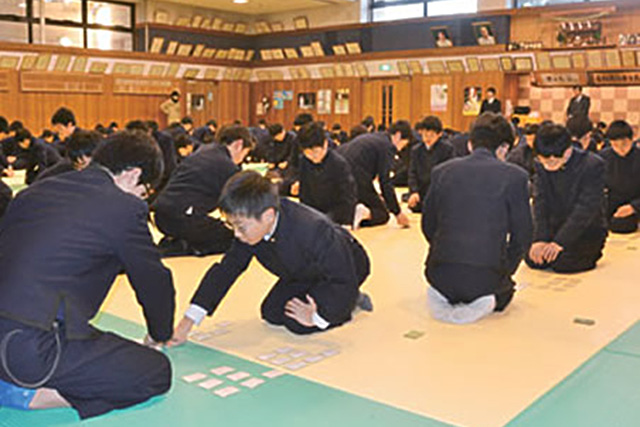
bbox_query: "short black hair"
[108,122,118,129]
[470,113,515,151]
[534,124,572,158]
[293,113,314,127]
[416,116,443,133]
[606,120,634,141]
[0,116,8,133]
[181,116,194,126]
[92,130,164,188]
[219,170,280,219]
[331,123,342,131]
[9,121,23,133]
[257,119,267,126]
[51,107,76,126]
[170,90,180,98]
[14,128,31,143]
[268,123,284,137]
[206,120,218,128]
[68,130,101,163]
[350,125,367,140]
[524,124,540,135]
[388,120,413,141]
[146,120,159,132]
[566,116,593,139]
[361,116,375,129]
[298,122,326,150]
[125,120,150,133]
[40,129,55,139]
[217,125,254,149]
[174,133,194,149]
[487,87,497,95]
[572,85,583,92]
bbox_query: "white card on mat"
[240,378,264,389]
[285,361,307,371]
[182,373,207,383]
[214,386,240,397]
[276,347,293,354]
[210,366,235,376]
[289,350,307,358]
[263,369,286,379]
[321,349,340,357]
[227,371,251,381]
[257,353,276,361]
[270,355,291,365]
[304,355,324,363]
[198,378,223,389]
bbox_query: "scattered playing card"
[211,329,230,336]
[190,331,212,341]
[257,353,276,361]
[227,371,251,381]
[275,347,293,354]
[198,378,223,390]
[210,366,235,376]
[303,355,324,364]
[182,373,207,383]
[270,355,292,365]
[404,330,425,340]
[216,321,233,328]
[289,350,307,358]
[321,349,340,357]
[262,370,286,379]
[240,378,264,389]
[214,386,240,398]
[284,361,307,371]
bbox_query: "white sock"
[352,203,371,231]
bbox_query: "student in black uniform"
[193,120,217,144]
[12,129,61,184]
[422,113,532,324]
[361,116,376,133]
[0,117,13,177]
[169,171,372,341]
[0,179,11,219]
[154,125,254,257]
[408,116,454,213]
[330,123,348,145]
[298,122,358,227]
[37,130,101,181]
[506,123,539,180]
[51,107,79,157]
[349,125,368,142]
[567,115,597,152]
[450,129,471,157]
[337,121,412,229]
[0,131,175,418]
[174,133,195,163]
[479,87,502,114]
[126,120,176,190]
[249,120,271,162]
[265,123,294,173]
[599,120,640,233]
[526,124,607,273]
[283,113,314,196]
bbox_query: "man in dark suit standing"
[566,85,591,120]
[479,87,502,115]
[0,131,175,418]
[422,113,532,324]
[170,171,372,342]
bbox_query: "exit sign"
[379,64,392,72]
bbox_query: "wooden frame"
[514,57,533,71]
[466,57,480,72]
[500,56,513,71]
[294,16,309,30]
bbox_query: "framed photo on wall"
[473,21,496,46]
[466,57,480,72]
[431,26,453,48]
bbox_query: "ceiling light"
[233,0,249,4]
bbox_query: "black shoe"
[356,292,373,312]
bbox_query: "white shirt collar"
[263,211,279,241]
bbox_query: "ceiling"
[160,0,357,15]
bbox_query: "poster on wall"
[298,92,317,110]
[273,90,284,110]
[335,89,350,114]
[463,86,482,116]
[430,84,448,112]
[317,89,332,115]
[283,90,294,101]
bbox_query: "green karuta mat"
[0,313,451,427]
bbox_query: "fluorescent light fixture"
[233,0,249,4]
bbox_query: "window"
[0,0,134,51]
[370,0,479,22]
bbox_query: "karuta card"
[214,386,240,398]
[227,371,251,381]
[240,378,264,389]
[270,355,291,365]
[210,366,235,376]
[284,361,307,371]
[262,370,286,379]
[198,378,223,390]
[182,373,207,383]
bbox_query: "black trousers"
[0,317,171,419]
[525,228,607,273]
[425,262,514,311]
[609,214,638,234]
[155,207,234,255]
[352,167,390,227]
[261,238,370,335]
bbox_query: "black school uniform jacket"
[422,148,532,276]
[266,131,295,166]
[506,142,535,178]
[154,144,239,216]
[408,138,454,200]
[567,95,591,119]
[532,148,606,248]
[191,199,369,324]
[299,149,357,225]
[0,179,11,219]
[36,158,75,182]
[480,99,502,114]
[0,166,175,340]
[13,138,62,184]
[152,130,177,186]
[599,146,640,215]
[337,132,401,215]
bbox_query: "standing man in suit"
[566,86,591,120]
[337,121,413,229]
[480,88,502,115]
[170,171,372,341]
[422,113,532,324]
[154,125,253,257]
[0,131,175,419]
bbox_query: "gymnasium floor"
[2,173,640,426]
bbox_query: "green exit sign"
[379,64,392,72]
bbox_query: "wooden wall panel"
[250,78,362,130]
[411,74,455,129]
[217,81,250,126]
